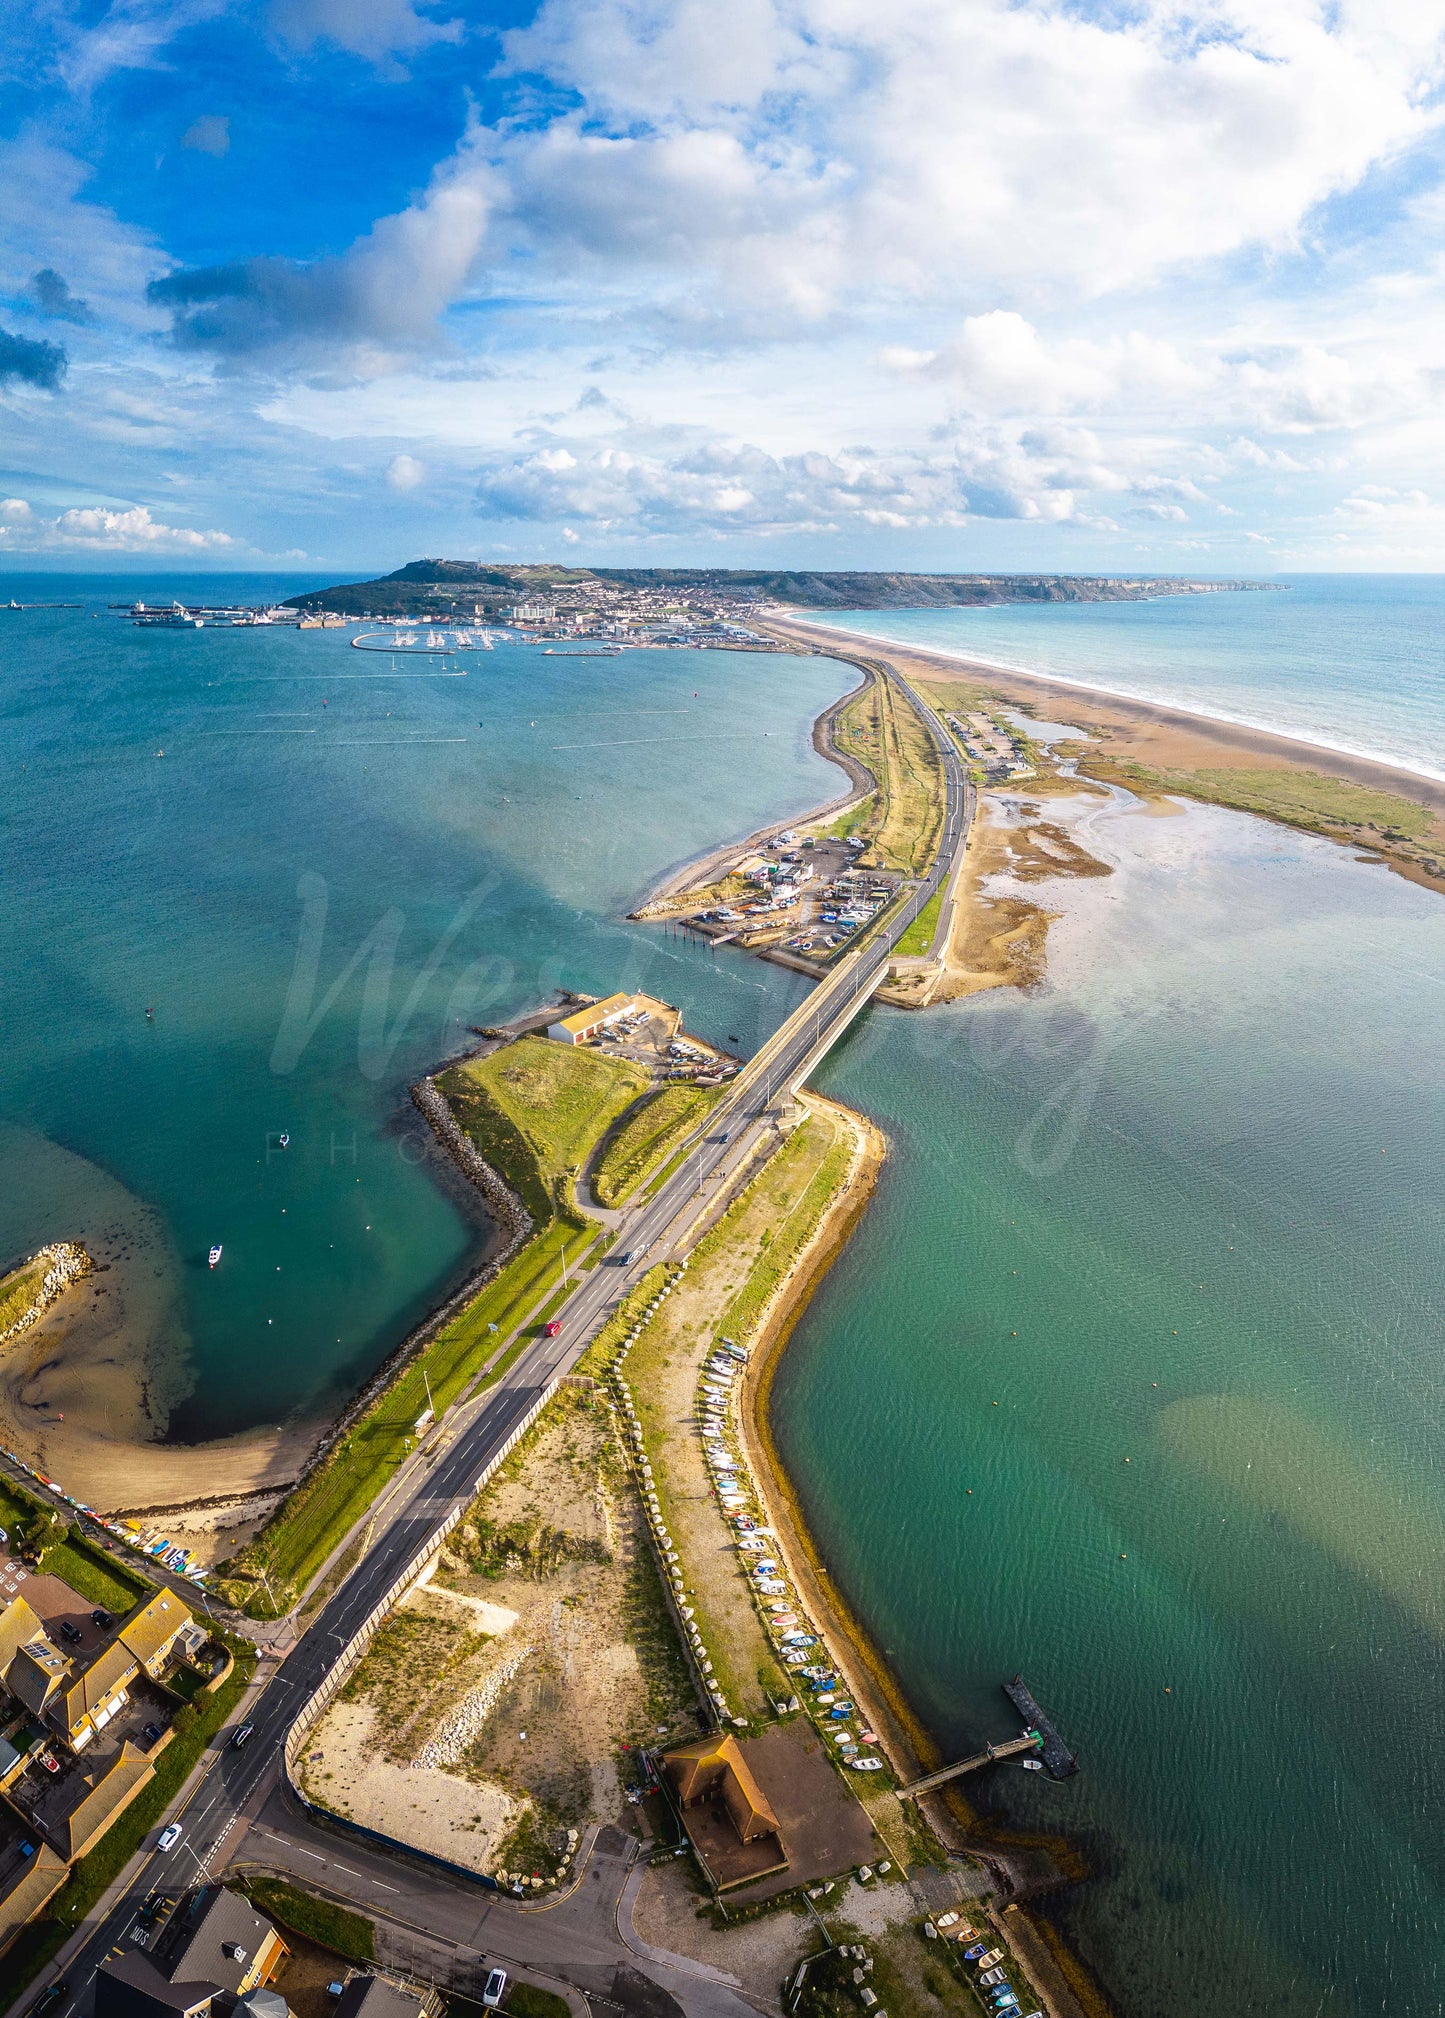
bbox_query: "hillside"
[284,560,1269,619]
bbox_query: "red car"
[543,1320,562,1338]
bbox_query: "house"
[95,1953,222,2018]
[150,1885,289,1998]
[119,1590,198,1678]
[0,1843,67,1959]
[335,1975,443,2018]
[663,1733,789,1891]
[547,993,637,1046]
[55,1639,139,1751]
[0,1593,45,1677]
[5,1633,71,1722]
[40,1738,155,1861]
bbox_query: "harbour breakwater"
[0,1241,92,1348]
[276,1080,534,1502]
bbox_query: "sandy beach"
[765,614,1445,892]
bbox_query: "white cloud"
[0,501,236,551]
[269,0,463,65]
[385,452,426,489]
[496,0,1445,307]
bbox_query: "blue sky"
[0,0,1442,572]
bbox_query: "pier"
[896,1732,1042,1799]
[895,1674,1079,1799]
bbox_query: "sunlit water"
[0,574,838,1436]
[4,572,1444,2015]
[776,785,1445,2018]
[805,574,1445,782]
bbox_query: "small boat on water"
[1021,1758,1044,1772]
[208,1245,222,1269]
[278,1133,290,1149]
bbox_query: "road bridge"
[13,659,971,2018]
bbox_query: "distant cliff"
[285,560,1274,619]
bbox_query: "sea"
[800,572,1445,782]
[3,572,1444,2016]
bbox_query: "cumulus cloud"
[182,115,231,157]
[0,326,67,389]
[386,452,426,489]
[0,500,236,551]
[497,0,1445,307]
[476,431,970,534]
[468,413,1205,536]
[148,129,496,365]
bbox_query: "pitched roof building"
[151,1886,289,1997]
[0,1843,68,1960]
[95,1952,222,2018]
[119,1590,196,1676]
[663,1733,789,1892]
[43,1737,155,1861]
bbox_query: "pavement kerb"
[236,1852,591,2018]
[614,1856,744,1988]
[1,1652,278,2018]
[511,1820,603,1913]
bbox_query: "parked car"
[33,1983,68,2013]
[58,1621,83,1645]
[231,1723,254,1749]
[157,1823,182,1852]
[92,1608,114,1629]
[482,1968,508,2010]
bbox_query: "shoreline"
[783,610,1445,798]
[633,658,878,911]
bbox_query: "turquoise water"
[776,787,1445,2018]
[0,574,837,1436]
[6,570,1445,2015]
[807,575,1445,782]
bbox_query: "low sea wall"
[0,1242,91,1349]
[288,1083,533,1491]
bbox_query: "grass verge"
[593,1083,721,1206]
[238,1874,376,1962]
[893,888,944,959]
[38,1535,151,1616]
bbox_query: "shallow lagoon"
[775,783,1445,2017]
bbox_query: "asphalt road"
[18,664,969,2018]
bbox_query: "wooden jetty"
[895,1731,1041,1801]
[895,1675,1079,1800]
